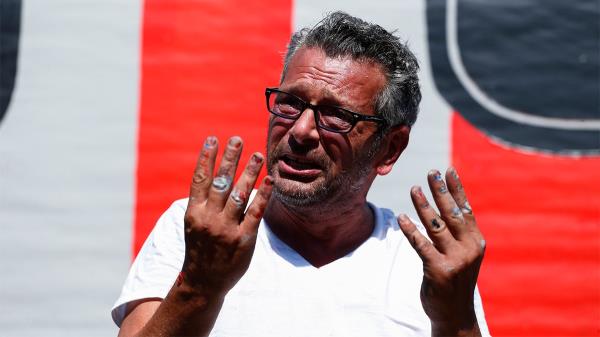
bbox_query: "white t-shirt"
[112,199,490,336]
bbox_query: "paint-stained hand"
[181,136,273,297]
[398,167,485,337]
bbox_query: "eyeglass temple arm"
[357,114,386,125]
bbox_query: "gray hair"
[282,11,421,129]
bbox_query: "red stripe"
[134,0,292,256]
[452,112,600,335]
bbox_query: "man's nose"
[289,108,320,145]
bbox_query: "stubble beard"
[266,136,381,209]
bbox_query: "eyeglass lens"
[268,91,354,132]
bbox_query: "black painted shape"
[426,0,599,154]
[0,0,22,126]
[459,1,599,120]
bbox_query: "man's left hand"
[398,167,485,337]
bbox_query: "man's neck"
[263,196,375,268]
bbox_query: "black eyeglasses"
[265,88,386,134]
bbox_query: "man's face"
[266,47,387,207]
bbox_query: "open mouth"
[278,155,323,179]
[282,156,321,170]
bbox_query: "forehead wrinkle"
[282,48,385,114]
[284,76,377,116]
[286,67,373,98]
[295,65,347,88]
[284,81,339,103]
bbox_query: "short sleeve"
[474,285,491,336]
[111,198,188,327]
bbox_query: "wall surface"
[0,0,598,336]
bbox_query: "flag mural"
[0,0,21,123]
[133,0,293,256]
[427,0,600,335]
[0,1,597,336]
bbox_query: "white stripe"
[0,1,141,335]
[447,0,600,130]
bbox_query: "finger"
[428,169,468,238]
[445,167,474,217]
[223,152,264,221]
[240,176,273,239]
[207,136,243,210]
[188,136,218,207]
[397,213,440,263]
[446,167,486,251]
[410,186,456,253]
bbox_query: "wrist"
[171,271,226,310]
[180,261,232,297]
[431,313,480,337]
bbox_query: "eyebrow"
[281,84,345,108]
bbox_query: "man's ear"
[376,125,410,176]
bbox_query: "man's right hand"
[119,136,272,337]
[181,135,273,297]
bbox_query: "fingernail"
[229,136,242,148]
[398,214,408,223]
[251,153,263,164]
[205,136,217,148]
[413,187,429,208]
[450,167,459,179]
[428,170,442,181]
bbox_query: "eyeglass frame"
[265,87,387,134]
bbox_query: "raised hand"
[124,136,273,337]
[181,136,273,296]
[398,167,485,336]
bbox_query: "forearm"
[134,282,225,337]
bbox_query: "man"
[113,12,489,336]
